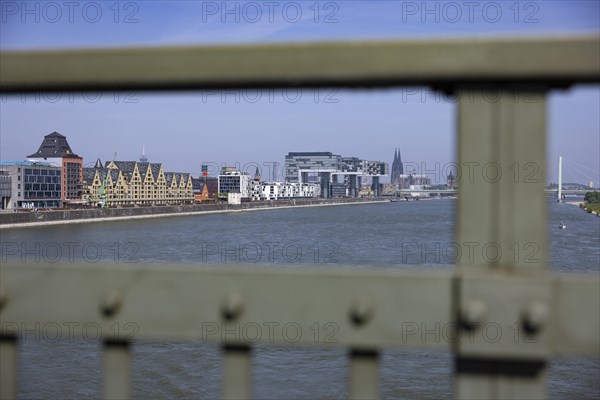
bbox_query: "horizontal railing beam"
[1,36,599,92]
[0,264,453,349]
[0,264,598,355]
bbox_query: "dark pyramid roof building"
[28,131,79,158]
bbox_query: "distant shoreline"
[565,201,584,207]
[0,199,391,229]
[564,200,600,217]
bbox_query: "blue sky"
[1,1,599,184]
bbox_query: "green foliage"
[583,203,600,214]
[584,191,600,204]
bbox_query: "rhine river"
[2,199,599,399]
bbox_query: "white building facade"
[218,169,252,199]
[251,182,320,201]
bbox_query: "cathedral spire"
[398,148,403,175]
[254,167,261,181]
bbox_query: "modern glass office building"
[27,131,83,204]
[284,152,341,183]
[218,168,252,198]
[284,152,388,198]
[0,161,62,209]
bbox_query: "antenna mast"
[557,155,563,203]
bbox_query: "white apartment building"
[218,168,252,198]
[251,181,320,201]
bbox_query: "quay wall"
[0,198,390,227]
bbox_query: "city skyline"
[2,122,597,186]
[1,1,599,185]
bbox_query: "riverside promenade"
[0,198,391,229]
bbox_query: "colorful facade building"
[192,177,218,202]
[83,160,193,207]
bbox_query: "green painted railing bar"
[0,336,18,400]
[1,264,598,353]
[1,36,599,92]
[103,341,131,400]
[0,265,453,348]
[349,349,380,400]
[222,345,252,400]
[455,89,549,398]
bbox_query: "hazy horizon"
[2,1,599,185]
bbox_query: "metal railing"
[1,36,599,399]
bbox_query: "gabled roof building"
[83,159,193,207]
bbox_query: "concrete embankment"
[0,198,390,229]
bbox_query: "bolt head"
[221,292,244,322]
[100,289,122,317]
[522,302,548,335]
[349,297,374,327]
[461,299,486,330]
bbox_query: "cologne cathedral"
[390,148,431,189]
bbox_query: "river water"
[2,199,599,399]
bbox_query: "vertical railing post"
[456,90,548,269]
[454,89,549,399]
[103,340,131,400]
[221,344,252,399]
[349,348,379,400]
[0,334,18,400]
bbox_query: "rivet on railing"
[522,302,548,335]
[221,292,244,322]
[0,287,7,311]
[461,299,486,331]
[100,289,123,318]
[349,297,374,327]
